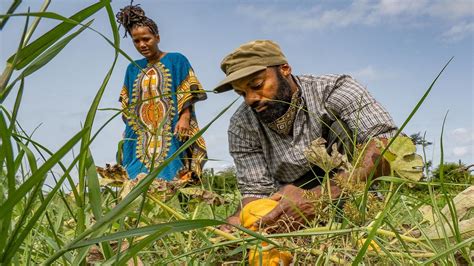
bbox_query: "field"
[0,2,473,265]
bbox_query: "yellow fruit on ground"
[248,248,293,266]
[240,199,279,230]
[357,238,381,251]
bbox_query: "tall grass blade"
[8,79,23,131]
[22,0,51,46]
[72,220,223,249]
[0,8,29,111]
[0,11,141,71]
[3,130,92,263]
[421,237,473,265]
[86,150,102,218]
[77,0,120,193]
[0,128,87,219]
[46,98,238,264]
[0,111,15,256]
[1,20,94,102]
[354,57,454,264]
[2,139,38,254]
[0,0,21,29]
[5,1,106,70]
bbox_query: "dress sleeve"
[175,54,207,115]
[228,119,279,198]
[324,75,398,142]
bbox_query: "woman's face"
[130,26,160,61]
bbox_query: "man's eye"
[250,82,262,89]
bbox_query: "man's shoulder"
[296,74,356,97]
[296,74,349,86]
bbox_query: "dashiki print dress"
[119,52,207,180]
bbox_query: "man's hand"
[219,215,241,233]
[344,138,391,183]
[218,197,260,232]
[259,184,316,226]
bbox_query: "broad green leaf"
[391,153,424,183]
[378,136,424,185]
[388,136,416,157]
[5,1,106,70]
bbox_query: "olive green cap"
[214,40,288,93]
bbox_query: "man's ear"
[279,64,292,77]
[156,34,160,43]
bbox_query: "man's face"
[231,66,293,123]
[131,26,160,61]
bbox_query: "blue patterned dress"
[119,52,207,180]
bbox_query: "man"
[214,40,396,228]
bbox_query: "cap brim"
[213,65,267,93]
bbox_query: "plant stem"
[147,195,238,241]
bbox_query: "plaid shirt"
[228,74,397,198]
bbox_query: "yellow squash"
[240,198,279,230]
[248,249,293,266]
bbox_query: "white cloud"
[428,0,474,20]
[452,146,469,157]
[237,0,473,42]
[350,65,378,82]
[376,0,429,16]
[450,127,474,144]
[448,127,474,161]
[441,21,474,42]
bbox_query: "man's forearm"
[308,181,342,199]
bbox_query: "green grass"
[1,2,473,265]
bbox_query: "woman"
[116,4,207,181]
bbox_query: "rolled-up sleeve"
[324,75,397,142]
[228,120,278,198]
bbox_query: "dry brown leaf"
[421,186,474,240]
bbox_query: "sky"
[1,0,473,177]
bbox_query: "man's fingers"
[259,203,283,225]
[219,224,234,233]
[269,193,282,201]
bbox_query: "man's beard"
[254,71,293,124]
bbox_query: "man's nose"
[244,91,261,107]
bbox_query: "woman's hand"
[174,107,191,141]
